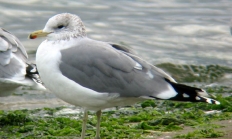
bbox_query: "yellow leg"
[95,110,102,139]
[81,109,88,139]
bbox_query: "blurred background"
[0,0,232,110]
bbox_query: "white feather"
[156,84,177,99]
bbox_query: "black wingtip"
[26,63,43,84]
[197,96,220,105]
[164,79,220,105]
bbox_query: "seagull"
[0,27,45,96]
[29,13,220,139]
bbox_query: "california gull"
[0,27,45,96]
[29,13,220,139]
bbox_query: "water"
[0,0,232,110]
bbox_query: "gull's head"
[29,13,86,40]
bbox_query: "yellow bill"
[29,30,51,39]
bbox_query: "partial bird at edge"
[0,27,46,97]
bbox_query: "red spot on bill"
[29,34,37,39]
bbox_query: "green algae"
[175,128,225,139]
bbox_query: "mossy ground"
[0,91,231,139]
[0,63,232,139]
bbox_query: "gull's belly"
[38,61,144,110]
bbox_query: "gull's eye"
[57,25,64,29]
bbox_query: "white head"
[29,13,86,40]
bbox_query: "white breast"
[36,39,112,110]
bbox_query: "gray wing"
[59,38,175,98]
[108,42,176,83]
[0,28,27,80]
[108,42,135,54]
